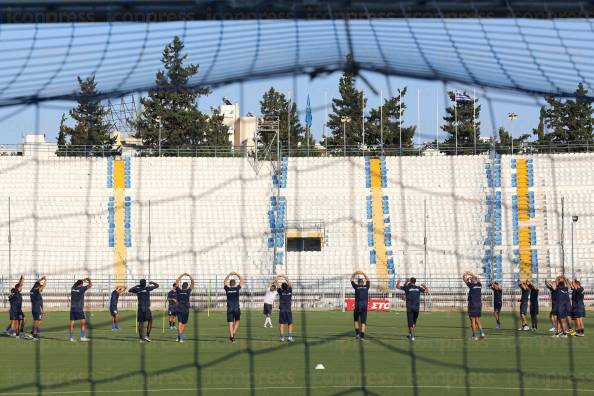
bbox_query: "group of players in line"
[4,270,587,342]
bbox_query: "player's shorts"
[110,309,118,317]
[520,302,528,315]
[263,303,272,315]
[493,303,502,311]
[279,310,293,325]
[137,309,152,323]
[32,310,43,321]
[168,309,176,316]
[227,308,241,323]
[530,308,539,316]
[468,306,482,318]
[556,305,569,320]
[572,308,585,319]
[177,311,189,325]
[9,311,24,321]
[353,305,368,324]
[70,310,85,321]
[550,303,558,316]
[407,309,419,327]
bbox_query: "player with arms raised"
[69,277,92,342]
[129,279,159,342]
[396,277,428,341]
[276,274,294,342]
[463,271,485,340]
[224,272,244,343]
[174,272,194,343]
[30,276,46,340]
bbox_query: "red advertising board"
[345,299,390,311]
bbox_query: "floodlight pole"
[8,196,11,285]
[571,215,578,278]
[341,116,351,156]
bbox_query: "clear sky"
[0,71,545,146]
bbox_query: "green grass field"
[0,310,592,395]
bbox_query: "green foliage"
[132,36,211,150]
[58,75,113,155]
[440,91,481,153]
[259,87,305,150]
[365,87,416,150]
[326,55,365,150]
[203,109,231,148]
[497,126,530,153]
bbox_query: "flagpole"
[417,88,420,152]
[436,88,439,150]
[362,92,365,155]
[287,91,291,157]
[455,95,458,156]
[380,89,384,155]
[324,91,328,156]
[399,89,402,156]
[473,88,476,155]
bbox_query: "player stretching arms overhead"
[351,271,370,341]
[551,276,571,338]
[129,279,159,343]
[528,281,539,332]
[224,272,244,343]
[263,281,277,328]
[69,277,92,342]
[463,271,485,340]
[174,272,194,343]
[9,275,26,339]
[167,283,178,330]
[489,281,503,329]
[518,280,530,331]
[276,275,294,342]
[396,277,428,341]
[30,276,46,340]
[109,287,126,331]
[545,278,558,332]
[570,279,585,337]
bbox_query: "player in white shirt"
[263,282,277,328]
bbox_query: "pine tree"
[365,87,416,152]
[59,75,113,155]
[132,36,210,152]
[326,55,365,152]
[497,126,530,153]
[56,114,68,156]
[204,109,231,149]
[259,87,305,151]
[441,91,481,154]
[532,106,546,143]
[566,83,594,146]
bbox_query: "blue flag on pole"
[305,94,312,126]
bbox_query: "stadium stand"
[1,153,594,290]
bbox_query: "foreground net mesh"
[1,2,593,395]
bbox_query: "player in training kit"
[69,277,92,342]
[174,272,194,343]
[463,271,485,340]
[276,274,294,342]
[545,278,558,332]
[129,279,159,342]
[9,275,26,338]
[351,271,370,340]
[490,281,503,328]
[224,272,244,342]
[396,277,428,341]
[167,284,178,330]
[552,276,571,337]
[109,287,126,330]
[30,276,46,340]
[518,280,530,331]
[570,279,585,336]
[263,281,277,328]
[528,281,539,332]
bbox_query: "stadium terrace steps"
[0,154,594,286]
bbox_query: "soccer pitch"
[0,311,592,395]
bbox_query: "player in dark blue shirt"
[275,274,293,342]
[570,279,585,336]
[167,284,178,330]
[109,287,126,331]
[69,277,92,342]
[174,272,194,343]
[224,272,244,343]
[129,279,159,342]
[463,271,485,340]
[518,280,530,331]
[350,271,370,340]
[528,281,539,332]
[396,277,428,341]
[489,282,503,328]
[29,276,46,340]
[545,279,558,333]
[8,275,25,338]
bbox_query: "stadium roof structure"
[0,0,593,107]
